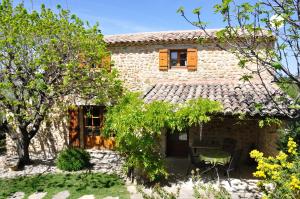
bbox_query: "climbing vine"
[104,92,222,181]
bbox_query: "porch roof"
[143,83,299,118]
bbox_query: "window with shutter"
[78,52,111,71]
[159,48,197,71]
[169,50,187,68]
[187,48,198,71]
[159,49,169,71]
[78,53,86,68]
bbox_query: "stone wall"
[109,42,273,92]
[0,149,124,178]
[257,125,279,157]
[87,149,124,174]
[6,106,69,159]
[160,118,279,161]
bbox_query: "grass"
[0,172,130,199]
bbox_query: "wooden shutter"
[78,53,86,68]
[159,49,169,71]
[100,53,111,71]
[69,107,80,147]
[187,48,198,71]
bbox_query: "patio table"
[199,149,231,165]
[191,144,220,154]
[199,149,231,183]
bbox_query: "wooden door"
[167,130,189,157]
[83,106,105,149]
[69,108,80,147]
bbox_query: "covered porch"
[157,117,278,197]
[160,117,278,160]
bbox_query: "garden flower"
[287,138,297,155]
[250,149,264,159]
[290,175,300,190]
[253,170,266,178]
[271,171,280,181]
[276,151,287,161]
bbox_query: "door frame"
[166,128,189,157]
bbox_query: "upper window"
[170,49,187,68]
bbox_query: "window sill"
[170,66,187,70]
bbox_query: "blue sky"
[13,0,298,73]
[17,0,227,35]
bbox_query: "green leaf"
[271,62,282,70]
[176,6,185,14]
[193,7,201,15]
[240,75,253,81]
[238,59,247,68]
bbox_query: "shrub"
[278,121,300,153]
[56,148,90,171]
[250,138,300,198]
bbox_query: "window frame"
[169,49,187,69]
[82,106,105,137]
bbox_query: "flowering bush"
[250,138,300,198]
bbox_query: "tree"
[0,112,7,154]
[0,0,122,168]
[178,0,300,116]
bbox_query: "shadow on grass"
[1,172,130,199]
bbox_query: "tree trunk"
[16,133,31,169]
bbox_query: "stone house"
[6,30,297,162]
[104,30,296,160]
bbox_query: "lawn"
[0,172,130,199]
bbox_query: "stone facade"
[87,149,124,174]
[160,118,279,161]
[109,42,273,92]
[6,106,69,158]
[4,37,280,168]
[109,41,280,159]
[257,125,279,156]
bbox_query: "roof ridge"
[104,29,222,37]
[104,29,273,45]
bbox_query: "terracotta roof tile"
[104,29,273,46]
[143,83,299,118]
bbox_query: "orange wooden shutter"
[78,53,86,68]
[187,48,198,71]
[159,49,169,71]
[100,53,111,71]
[69,107,80,148]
